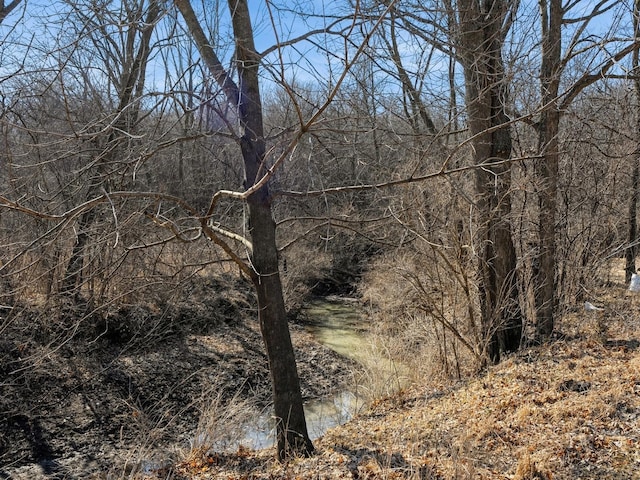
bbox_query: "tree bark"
[626,0,640,284]
[534,0,562,339]
[249,198,313,459]
[534,0,640,335]
[626,160,639,284]
[457,0,522,363]
[175,0,313,460]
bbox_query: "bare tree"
[60,0,162,298]
[534,0,640,337]
[173,0,314,460]
[451,0,523,363]
[626,0,640,283]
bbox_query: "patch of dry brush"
[168,281,640,480]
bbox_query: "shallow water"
[239,390,361,450]
[305,299,370,362]
[237,298,369,450]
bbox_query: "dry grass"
[360,248,482,386]
[163,272,640,479]
[182,381,260,459]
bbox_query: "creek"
[240,297,372,450]
[143,298,399,472]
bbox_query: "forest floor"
[0,275,358,479]
[165,283,640,479]
[3,273,640,479]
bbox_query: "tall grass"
[359,246,482,389]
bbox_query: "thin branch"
[0,191,199,221]
[560,40,640,112]
[174,0,240,107]
[0,0,20,24]
[203,0,399,218]
[208,223,252,251]
[276,154,539,198]
[258,15,356,59]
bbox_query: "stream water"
[239,298,369,450]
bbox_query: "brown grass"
[163,268,640,479]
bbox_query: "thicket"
[1,0,639,469]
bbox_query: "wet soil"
[0,279,357,479]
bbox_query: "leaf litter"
[167,280,640,480]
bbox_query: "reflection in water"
[241,390,361,450]
[305,299,369,362]
[304,390,360,438]
[238,298,368,450]
[308,298,409,398]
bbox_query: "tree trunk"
[626,160,638,283]
[457,0,522,363]
[474,122,522,363]
[249,196,313,459]
[535,109,559,338]
[175,0,313,460]
[60,206,98,297]
[229,0,313,457]
[534,0,562,339]
[626,1,640,283]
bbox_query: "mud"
[0,281,358,479]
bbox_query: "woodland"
[1,0,640,478]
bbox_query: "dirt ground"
[0,279,357,479]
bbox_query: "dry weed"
[513,453,552,480]
[182,380,261,460]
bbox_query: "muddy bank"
[0,278,359,479]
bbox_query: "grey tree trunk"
[534,0,640,335]
[626,160,638,284]
[626,1,640,284]
[534,0,562,339]
[457,0,523,363]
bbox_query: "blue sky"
[1,0,636,111]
